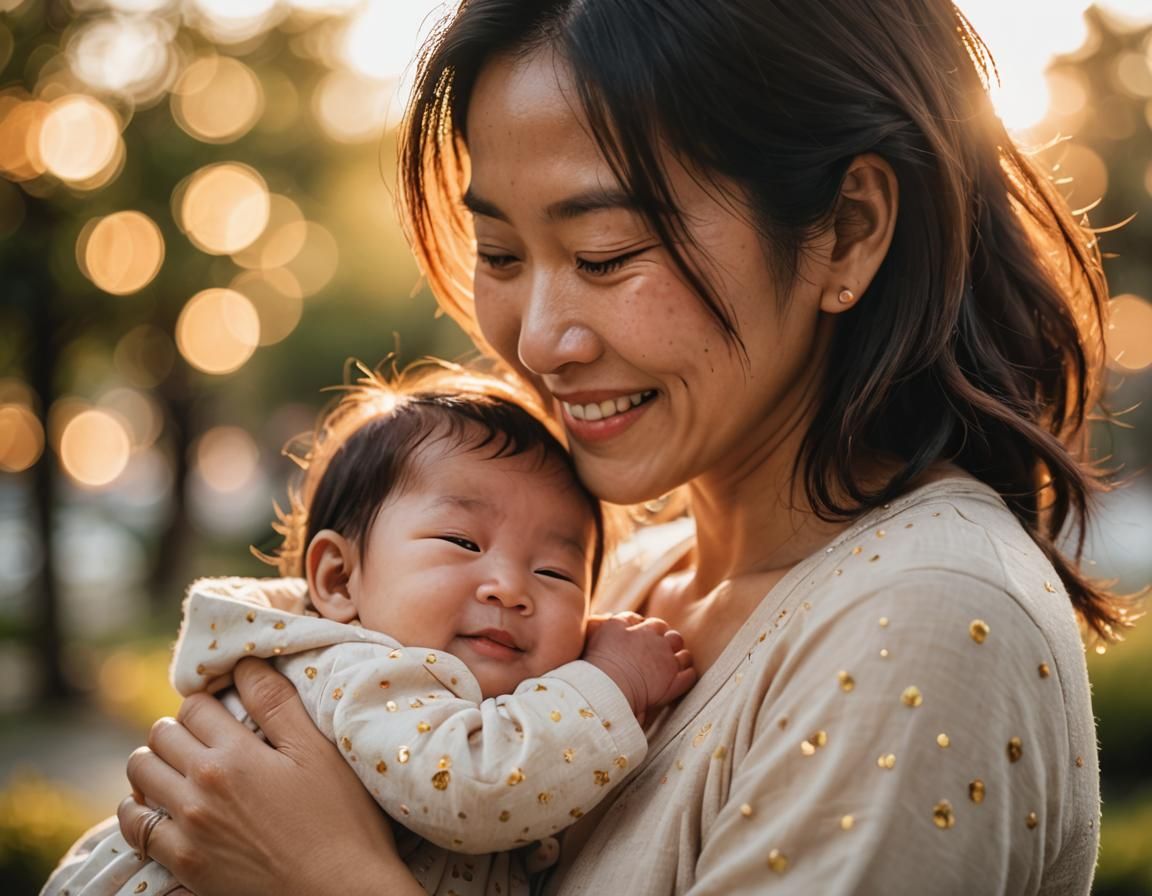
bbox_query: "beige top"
[544,478,1100,895]
[43,583,646,896]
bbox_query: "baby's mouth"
[460,629,524,659]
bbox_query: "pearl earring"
[837,288,856,305]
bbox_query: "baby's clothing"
[43,578,646,896]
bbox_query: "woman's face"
[464,49,834,505]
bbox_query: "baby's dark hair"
[265,361,604,587]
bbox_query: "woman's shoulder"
[822,476,1081,635]
[788,475,1094,739]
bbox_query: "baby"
[43,364,695,896]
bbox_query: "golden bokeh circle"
[284,221,339,296]
[0,403,44,473]
[172,56,264,144]
[77,211,166,295]
[230,268,304,346]
[1106,294,1152,372]
[59,408,132,487]
[38,94,121,182]
[176,288,261,375]
[196,425,260,493]
[232,193,304,269]
[178,162,270,255]
[0,95,48,181]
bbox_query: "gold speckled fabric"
[43,582,646,896]
[544,478,1099,895]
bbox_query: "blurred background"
[0,0,1148,892]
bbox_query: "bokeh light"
[0,94,47,181]
[232,193,305,269]
[341,1,445,82]
[283,221,339,296]
[67,15,176,103]
[187,0,283,45]
[230,268,304,345]
[194,425,259,493]
[171,55,265,144]
[38,94,122,184]
[98,388,164,451]
[113,324,175,388]
[59,408,132,488]
[175,287,261,375]
[1114,50,1152,98]
[76,211,166,295]
[957,0,1092,131]
[0,20,13,75]
[1106,295,1152,372]
[1053,143,1109,208]
[313,70,394,142]
[177,162,270,255]
[0,403,45,473]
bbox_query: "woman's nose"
[516,274,602,376]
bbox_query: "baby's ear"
[306,530,359,623]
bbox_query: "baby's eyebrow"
[430,494,498,515]
[542,529,590,563]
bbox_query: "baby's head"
[277,364,603,698]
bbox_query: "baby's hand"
[583,612,696,722]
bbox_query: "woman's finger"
[232,657,323,752]
[117,795,176,856]
[125,746,188,811]
[147,716,206,777]
[176,690,263,752]
[674,648,693,669]
[663,629,685,652]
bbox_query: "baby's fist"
[583,613,696,719]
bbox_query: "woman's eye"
[477,251,518,270]
[575,247,647,276]
[438,536,480,552]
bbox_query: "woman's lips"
[557,390,656,443]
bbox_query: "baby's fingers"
[659,667,698,705]
[663,628,685,653]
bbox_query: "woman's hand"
[119,657,424,896]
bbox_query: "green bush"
[0,771,101,896]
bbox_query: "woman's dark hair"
[399,0,1129,640]
[265,362,604,588]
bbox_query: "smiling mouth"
[460,633,524,662]
[562,390,656,422]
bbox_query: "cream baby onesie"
[43,579,647,896]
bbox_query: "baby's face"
[347,440,597,697]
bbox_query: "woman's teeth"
[563,390,653,422]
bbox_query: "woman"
[118,0,1126,892]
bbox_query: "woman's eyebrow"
[462,186,640,222]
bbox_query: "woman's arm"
[120,658,426,896]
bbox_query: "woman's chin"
[574,464,679,509]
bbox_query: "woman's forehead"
[465,50,615,197]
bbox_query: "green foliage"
[1095,789,1152,896]
[0,772,101,896]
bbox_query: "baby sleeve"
[689,567,1082,895]
[281,645,647,854]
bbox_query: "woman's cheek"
[474,280,520,362]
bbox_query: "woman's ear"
[819,153,899,314]
[305,529,359,623]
